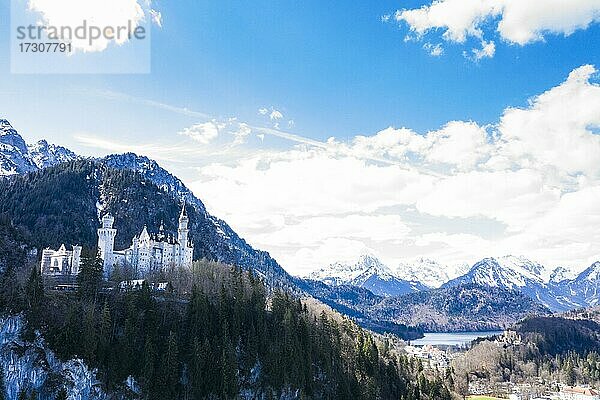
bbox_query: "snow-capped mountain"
[396,257,469,288]
[308,254,426,297]
[443,255,565,309]
[561,262,600,308]
[443,255,600,312]
[0,119,77,177]
[549,266,576,284]
[101,153,200,208]
[27,139,77,170]
[445,255,547,290]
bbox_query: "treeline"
[451,316,600,394]
[0,251,452,399]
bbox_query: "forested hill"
[0,252,453,399]
[368,283,550,332]
[0,159,292,287]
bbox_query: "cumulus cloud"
[391,0,600,57]
[496,65,600,177]
[187,65,600,275]
[179,121,223,144]
[469,40,496,60]
[345,120,492,171]
[26,0,160,52]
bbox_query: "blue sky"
[1,0,600,276]
[2,0,598,143]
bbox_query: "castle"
[40,244,82,275]
[41,205,194,277]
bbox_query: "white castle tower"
[177,204,193,266]
[97,213,117,275]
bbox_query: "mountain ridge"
[0,119,77,177]
[308,253,427,297]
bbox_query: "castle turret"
[178,204,193,267]
[97,213,117,276]
[178,204,189,246]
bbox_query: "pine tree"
[55,388,67,400]
[142,336,155,397]
[98,301,112,365]
[77,248,104,301]
[0,364,6,400]
[162,331,180,399]
[24,265,45,328]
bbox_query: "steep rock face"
[0,120,77,177]
[27,139,77,170]
[101,153,201,209]
[0,120,37,176]
[0,315,119,400]
[445,256,546,290]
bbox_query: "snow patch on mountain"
[549,266,576,284]
[396,257,469,288]
[308,253,425,297]
[0,119,77,177]
[444,256,600,312]
[28,139,77,170]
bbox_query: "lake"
[409,331,502,347]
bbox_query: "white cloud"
[496,65,600,177]
[258,108,269,115]
[253,214,411,248]
[423,42,444,56]
[179,121,223,144]
[416,169,560,230]
[470,40,496,60]
[346,120,491,171]
[392,0,600,56]
[26,0,159,52]
[149,9,162,28]
[183,65,600,275]
[232,123,252,145]
[270,109,284,121]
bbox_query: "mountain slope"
[396,258,468,288]
[0,119,76,177]
[443,256,573,312]
[0,159,294,289]
[370,283,550,332]
[308,254,425,297]
[444,256,600,312]
[560,262,600,308]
